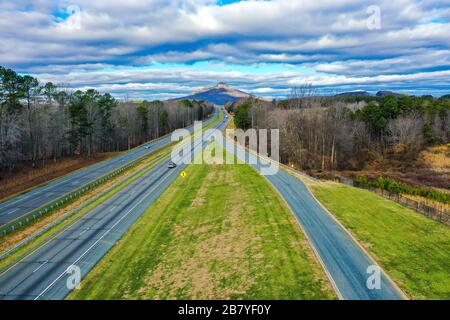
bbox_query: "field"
[71,162,336,300]
[310,181,450,300]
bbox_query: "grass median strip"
[70,161,336,300]
[309,180,450,300]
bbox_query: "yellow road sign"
[180,171,187,178]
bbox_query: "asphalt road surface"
[0,112,217,226]
[221,139,406,300]
[0,112,228,300]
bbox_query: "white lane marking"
[6,208,19,215]
[79,228,89,236]
[33,260,49,273]
[0,146,144,209]
[0,195,32,208]
[0,117,215,210]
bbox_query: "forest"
[226,90,450,188]
[0,66,213,174]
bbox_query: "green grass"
[310,181,450,300]
[70,162,336,300]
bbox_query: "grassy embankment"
[71,158,336,299]
[306,179,450,300]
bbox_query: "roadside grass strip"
[310,181,450,300]
[70,154,336,299]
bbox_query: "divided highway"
[0,111,229,300]
[0,110,406,300]
[0,112,217,226]
[222,139,406,300]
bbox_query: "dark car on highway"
[168,161,176,169]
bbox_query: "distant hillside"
[376,91,404,97]
[175,82,253,105]
[335,91,370,97]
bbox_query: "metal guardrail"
[0,112,223,261]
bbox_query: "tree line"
[0,66,213,172]
[226,91,449,172]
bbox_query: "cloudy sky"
[1,0,449,100]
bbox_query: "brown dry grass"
[312,144,450,190]
[323,144,450,190]
[402,194,450,212]
[418,144,450,174]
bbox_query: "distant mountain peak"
[194,82,230,93]
[216,81,229,87]
[176,83,253,105]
